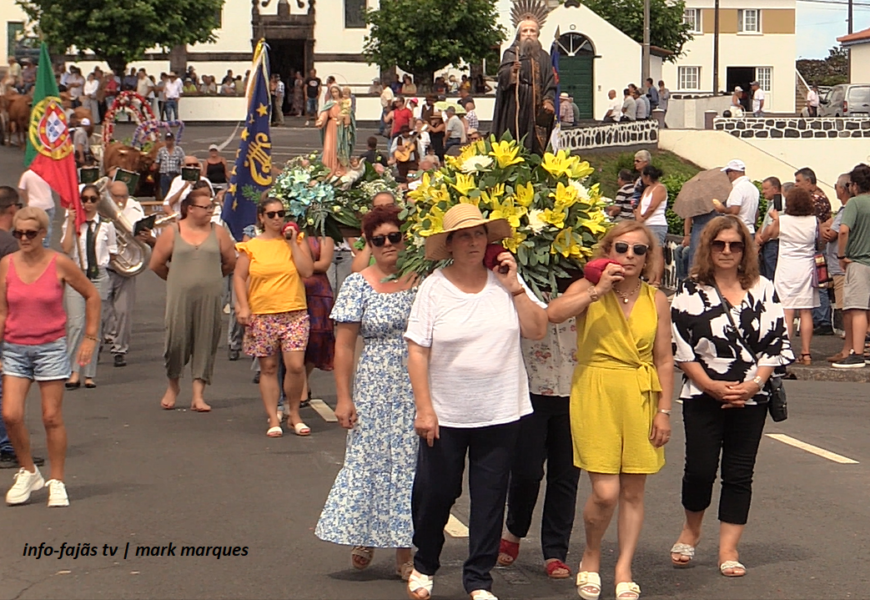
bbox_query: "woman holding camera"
[670,215,793,577]
[233,198,314,437]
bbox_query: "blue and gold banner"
[222,40,272,240]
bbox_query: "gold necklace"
[613,280,641,304]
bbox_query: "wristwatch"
[752,376,764,389]
[588,286,600,302]
[658,409,671,416]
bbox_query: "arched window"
[556,33,595,58]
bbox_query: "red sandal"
[497,538,519,566]
[546,559,572,579]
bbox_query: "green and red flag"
[24,43,84,231]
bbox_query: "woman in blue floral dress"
[315,206,418,580]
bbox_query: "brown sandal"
[799,353,812,366]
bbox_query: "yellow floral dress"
[569,283,665,474]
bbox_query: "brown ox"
[6,92,32,149]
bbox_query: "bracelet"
[588,286,600,302]
[658,409,671,416]
[511,288,525,297]
[838,255,846,260]
[84,334,98,342]
[752,375,764,390]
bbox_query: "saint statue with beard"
[492,18,556,156]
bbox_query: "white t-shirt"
[404,269,543,428]
[726,175,760,233]
[163,176,214,214]
[83,79,99,98]
[165,79,183,100]
[605,96,622,121]
[752,89,765,112]
[18,170,55,211]
[136,77,152,98]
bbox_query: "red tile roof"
[838,27,870,45]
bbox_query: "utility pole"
[642,0,651,83]
[849,0,854,33]
[713,0,720,95]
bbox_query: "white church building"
[2,0,797,117]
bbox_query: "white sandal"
[719,560,746,577]
[469,591,498,600]
[576,571,601,600]
[407,569,434,600]
[670,542,695,567]
[615,581,641,600]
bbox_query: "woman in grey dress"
[149,186,236,411]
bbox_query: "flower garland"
[131,119,185,149]
[101,91,158,147]
[399,134,611,298]
[269,155,400,242]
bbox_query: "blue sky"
[797,1,870,59]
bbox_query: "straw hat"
[424,204,512,260]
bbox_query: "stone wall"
[714,117,870,139]
[559,120,659,152]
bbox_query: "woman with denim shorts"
[0,207,100,508]
[233,198,314,438]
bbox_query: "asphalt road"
[1,127,870,600]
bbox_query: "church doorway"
[556,33,595,120]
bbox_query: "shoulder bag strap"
[712,284,759,368]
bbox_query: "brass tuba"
[94,177,174,277]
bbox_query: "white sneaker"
[47,479,69,507]
[6,467,45,505]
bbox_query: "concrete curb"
[787,364,870,382]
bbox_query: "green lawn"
[581,149,702,199]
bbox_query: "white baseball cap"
[721,159,746,172]
[80,118,91,126]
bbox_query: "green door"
[555,33,595,120]
[559,56,594,120]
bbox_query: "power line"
[797,0,870,6]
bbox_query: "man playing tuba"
[103,181,155,368]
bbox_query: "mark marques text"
[23,542,249,560]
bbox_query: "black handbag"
[713,286,788,422]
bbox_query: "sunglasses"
[614,242,649,256]
[265,210,286,219]
[185,164,199,167]
[711,240,745,253]
[81,195,99,203]
[370,232,403,247]
[13,229,40,240]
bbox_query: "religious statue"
[316,84,355,176]
[492,0,556,156]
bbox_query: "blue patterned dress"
[315,273,418,548]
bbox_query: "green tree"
[583,0,692,61]
[17,0,224,75]
[363,0,506,91]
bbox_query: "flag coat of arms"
[25,43,83,230]
[222,40,273,241]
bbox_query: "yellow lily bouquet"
[399,135,611,298]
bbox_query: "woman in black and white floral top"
[669,215,793,579]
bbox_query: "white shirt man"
[136,71,153,98]
[719,159,760,233]
[603,90,622,122]
[19,170,56,247]
[751,83,765,116]
[165,76,183,100]
[164,175,215,215]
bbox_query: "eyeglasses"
[614,242,649,256]
[370,232,403,247]
[264,210,286,219]
[81,195,99,203]
[711,240,745,253]
[12,229,40,240]
[190,203,216,211]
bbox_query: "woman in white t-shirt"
[404,204,547,600]
[635,165,668,286]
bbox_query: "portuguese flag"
[24,43,83,230]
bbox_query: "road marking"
[445,514,469,538]
[216,123,242,151]
[308,399,337,423]
[766,433,859,464]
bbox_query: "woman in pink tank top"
[0,206,100,509]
